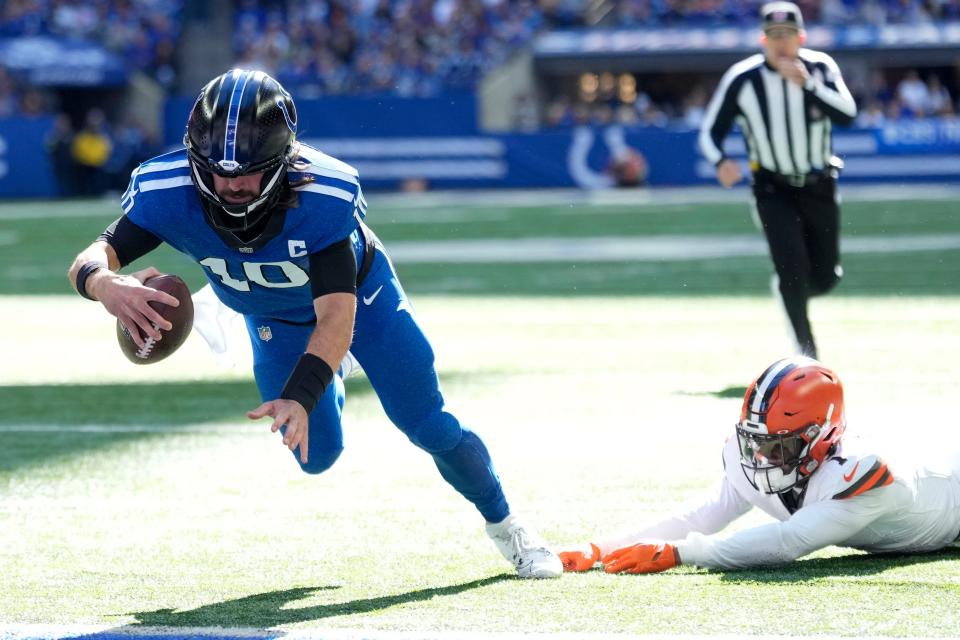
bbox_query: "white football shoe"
[485,514,563,579]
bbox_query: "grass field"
[1,188,959,638]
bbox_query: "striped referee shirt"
[699,49,857,177]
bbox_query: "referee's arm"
[698,66,743,166]
[802,51,857,125]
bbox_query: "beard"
[220,190,256,203]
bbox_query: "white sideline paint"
[386,234,960,264]
[4,184,960,220]
[0,628,946,640]
[366,183,960,209]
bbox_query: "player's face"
[213,172,264,204]
[738,430,805,471]
[763,27,801,60]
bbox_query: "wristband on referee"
[75,260,108,301]
[280,353,334,415]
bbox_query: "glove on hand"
[558,542,601,572]
[601,542,678,574]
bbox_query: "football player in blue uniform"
[67,69,561,579]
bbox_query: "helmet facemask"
[188,152,290,235]
[183,69,298,246]
[736,421,824,493]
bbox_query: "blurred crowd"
[855,69,956,125]
[232,0,960,100]
[233,0,551,97]
[0,0,182,86]
[609,0,960,27]
[539,66,957,130]
[44,107,159,197]
[0,0,957,107]
[0,0,956,138]
[0,66,50,117]
[1,0,172,195]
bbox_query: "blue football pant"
[244,247,510,524]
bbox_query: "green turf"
[1,193,959,635]
[2,293,959,634]
[1,195,957,296]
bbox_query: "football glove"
[601,542,678,574]
[558,542,601,572]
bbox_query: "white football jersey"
[597,437,960,569]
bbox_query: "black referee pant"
[752,171,843,359]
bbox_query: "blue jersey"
[122,143,367,323]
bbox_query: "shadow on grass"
[0,379,261,427]
[676,385,748,399]
[0,377,376,474]
[131,575,512,627]
[0,378,379,427]
[717,546,960,583]
[61,575,513,637]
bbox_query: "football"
[116,273,194,364]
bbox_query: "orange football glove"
[601,542,678,574]
[558,543,601,572]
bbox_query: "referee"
[699,1,857,359]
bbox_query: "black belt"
[356,220,379,287]
[755,168,835,188]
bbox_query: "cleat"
[485,514,562,579]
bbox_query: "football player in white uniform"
[560,356,960,573]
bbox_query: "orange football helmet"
[736,356,845,493]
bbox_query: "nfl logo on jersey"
[257,326,272,342]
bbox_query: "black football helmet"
[184,69,298,241]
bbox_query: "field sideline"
[1,189,959,638]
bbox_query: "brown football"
[116,274,194,364]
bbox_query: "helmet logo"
[276,96,297,134]
[218,159,240,172]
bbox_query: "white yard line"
[2,184,959,220]
[387,234,960,264]
[369,184,960,210]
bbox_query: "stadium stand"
[232,0,552,98]
[0,0,959,197]
[0,0,183,91]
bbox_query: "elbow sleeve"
[309,238,359,299]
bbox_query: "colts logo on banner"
[257,326,273,342]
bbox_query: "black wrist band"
[76,261,108,301]
[280,353,334,416]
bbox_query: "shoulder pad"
[121,151,192,217]
[832,455,894,500]
[296,145,359,180]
